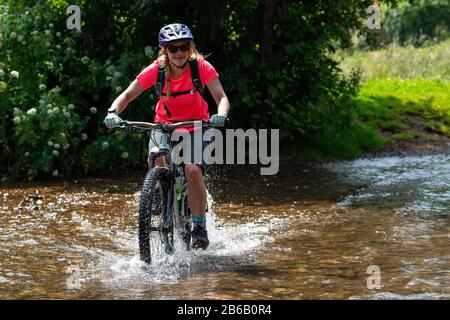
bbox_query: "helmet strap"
[168,58,188,70]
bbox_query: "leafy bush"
[0,3,155,180]
[384,0,450,46]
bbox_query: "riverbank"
[353,78,450,158]
[334,39,450,159]
[366,130,450,157]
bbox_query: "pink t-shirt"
[136,58,219,123]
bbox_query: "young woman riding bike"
[104,23,230,250]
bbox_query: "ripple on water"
[324,154,450,216]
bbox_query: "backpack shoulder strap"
[154,65,165,97]
[189,59,204,97]
[154,65,172,117]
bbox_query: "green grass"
[294,40,450,160]
[336,39,450,81]
[354,78,450,138]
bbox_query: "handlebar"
[115,118,230,133]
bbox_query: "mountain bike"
[115,119,220,264]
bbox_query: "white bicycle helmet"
[158,23,194,46]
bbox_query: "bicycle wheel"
[138,166,172,264]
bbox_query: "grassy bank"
[337,39,450,81]
[313,40,450,158]
[355,78,450,142]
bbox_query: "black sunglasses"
[167,44,190,54]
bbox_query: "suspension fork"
[163,162,176,232]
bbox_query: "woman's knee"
[184,164,203,182]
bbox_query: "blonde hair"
[157,42,204,97]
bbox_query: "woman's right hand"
[104,112,123,128]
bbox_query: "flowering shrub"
[0,3,156,180]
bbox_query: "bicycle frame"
[118,120,208,253]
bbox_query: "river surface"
[0,154,449,299]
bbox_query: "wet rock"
[18,194,44,211]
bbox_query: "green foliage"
[0,2,154,179]
[0,0,404,180]
[384,0,450,46]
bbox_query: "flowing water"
[0,154,449,299]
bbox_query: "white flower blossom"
[44,30,51,35]
[63,111,70,118]
[120,152,129,159]
[56,32,62,37]
[47,109,53,115]
[39,84,47,91]
[48,23,54,28]
[81,56,89,64]
[17,35,23,42]
[144,46,154,57]
[68,104,75,110]
[13,116,21,124]
[90,107,97,114]
[106,76,112,81]
[27,108,37,116]
[10,32,17,39]
[0,69,4,77]
[102,142,109,149]
[52,150,59,156]
[114,72,121,78]
[48,141,54,147]
[52,107,60,113]
[54,143,60,149]
[115,86,122,93]
[10,71,19,78]
[52,169,58,177]
[24,152,30,157]
[81,133,88,141]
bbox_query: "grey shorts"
[148,129,212,173]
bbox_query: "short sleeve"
[136,60,158,91]
[198,59,219,86]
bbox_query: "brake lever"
[118,121,137,133]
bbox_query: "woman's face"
[166,40,190,68]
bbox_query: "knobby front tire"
[138,166,171,264]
